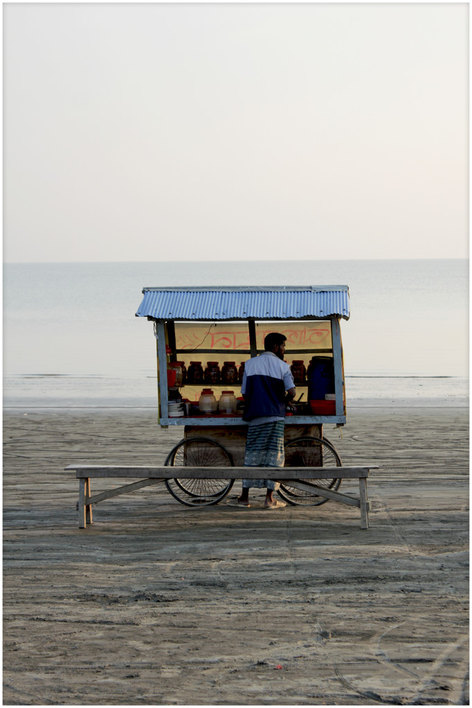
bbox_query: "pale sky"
[4,2,468,263]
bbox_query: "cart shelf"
[161,415,346,426]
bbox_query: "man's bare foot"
[264,499,287,509]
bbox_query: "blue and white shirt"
[241,351,295,425]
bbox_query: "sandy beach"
[3,406,469,705]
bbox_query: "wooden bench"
[65,465,378,530]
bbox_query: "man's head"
[264,332,287,360]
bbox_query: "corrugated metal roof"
[136,286,350,321]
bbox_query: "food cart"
[136,285,350,507]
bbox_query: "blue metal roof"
[136,286,350,321]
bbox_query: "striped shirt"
[241,351,295,426]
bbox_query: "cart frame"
[135,286,349,428]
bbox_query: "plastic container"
[307,356,335,400]
[198,389,217,414]
[309,399,336,415]
[218,391,237,414]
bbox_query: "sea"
[3,259,468,409]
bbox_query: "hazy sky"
[4,2,468,263]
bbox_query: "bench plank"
[65,465,376,480]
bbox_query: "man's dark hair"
[264,332,287,351]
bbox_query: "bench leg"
[85,478,93,526]
[78,478,87,528]
[359,477,369,529]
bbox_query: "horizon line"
[3,256,468,266]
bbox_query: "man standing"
[238,332,296,509]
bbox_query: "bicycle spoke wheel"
[164,437,234,506]
[278,436,342,506]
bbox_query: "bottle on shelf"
[204,361,221,385]
[198,389,217,414]
[290,360,307,385]
[167,362,184,387]
[187,361,204,385]
[218,391,237,414]
[175,361,187,385]
[222,361,238,385]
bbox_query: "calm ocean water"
[4,259,468,408]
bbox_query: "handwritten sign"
[256,324,331,349]
[175,322,332,351]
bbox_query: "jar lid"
[207,361,219,366]
[201,388,213,394]
[292,360,305,364]
[221,391,235,395]
[190,361,202,365]
[223,361,235,365]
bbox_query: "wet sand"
[3,407,469,705]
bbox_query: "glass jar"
[291,360,307,385]
[218,391,237,415]
[204,361,221,385]
[198,389,217,414]
[175,361,187,386]
[167,362,183,387]
[221,361,238,385]
[238,362,245,383]
[187,361,204,385]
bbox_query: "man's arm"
[283,365,297,408]
[285,387,297,411]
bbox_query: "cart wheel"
[164,437,235,507]
[278,436,342,506]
